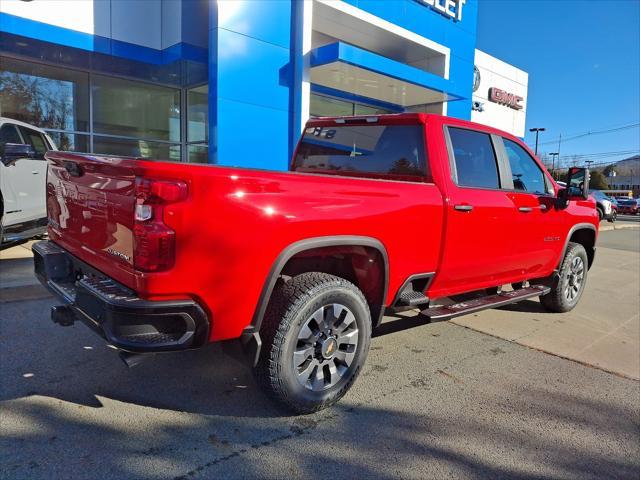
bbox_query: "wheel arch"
[564,223,597,269]
[242,236,389,365]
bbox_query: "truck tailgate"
[46,152,138,286]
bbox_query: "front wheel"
[255,272,372,414]
[540,242,588,313]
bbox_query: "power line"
[539,150,639,160]
[527,122,640,147]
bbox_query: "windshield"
[293,124,427,182]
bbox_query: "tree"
[602,164,617,178]
[589,170,609,190]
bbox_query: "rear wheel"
[540,242,588,313]
[255,272,371,414]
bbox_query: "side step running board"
[420,285,551,322]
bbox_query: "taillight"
[134,177,187,272]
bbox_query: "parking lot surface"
[1,229,639,479]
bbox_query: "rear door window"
[18,126,49,160]
[448,127,500,189]
[293,124,427,181]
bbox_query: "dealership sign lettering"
[416,0,466,21]
[488,87,524,110]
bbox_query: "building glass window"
[310,93,394,118]
[186,84,209,162]
[93,136,181,161]
[188,85,208,143]
[45,132,89,153]
[92,75,180,142]
[1,56,205,163]
[0,57,89,132]
[187,144,209,163]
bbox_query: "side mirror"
[0,143,36,166]
[565,167,589,200]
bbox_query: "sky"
[477,0,640,169]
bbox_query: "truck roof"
[305,113,524,143]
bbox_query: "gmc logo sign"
[489,87,524,111]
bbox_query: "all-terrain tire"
[540,242,588,313]
[254,272,372,414]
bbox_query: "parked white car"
[0,117,57,248]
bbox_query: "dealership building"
[0,0,528,169]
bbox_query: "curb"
[599,222,640,232]
[0,284,52,303]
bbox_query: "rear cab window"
[292,123,427,182]
[447,127,500,189]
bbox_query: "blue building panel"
[210,0,297,168]
[214,97,291,171]
[214,0,293,50]
[216,29,292,112]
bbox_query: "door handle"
[32,171,39,174]
[454,204,473,212]
[519,205,548,213]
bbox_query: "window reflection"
[46,132,89,152]
[310,93,394,118]
[92,75,180,142]
[0,57,89,132]
[93,136,180,162]
[0,56,206,162]
[188,85,208,143]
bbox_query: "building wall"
[0,0,208,63]
[471,49,528,137]
[1,0,529,169]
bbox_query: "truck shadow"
[0,300,285,418]
[2,300,639,479]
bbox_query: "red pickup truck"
[34,114,598,413]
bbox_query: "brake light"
[134,178,187,272]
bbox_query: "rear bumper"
[32,240,210,353]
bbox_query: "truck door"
[498,137,563,276]
[431,126,522,295]
[15,126,49,222]
[0,123,28,226]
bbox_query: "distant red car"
[617,198,639,215]
[34,114,598,413]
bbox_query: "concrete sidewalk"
[0,241,49,302]
[451,229,640,380]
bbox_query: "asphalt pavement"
[1,229,639,479]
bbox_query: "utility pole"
[557,133,562,169]
[549,152,559,180]
[529,127,545,155]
